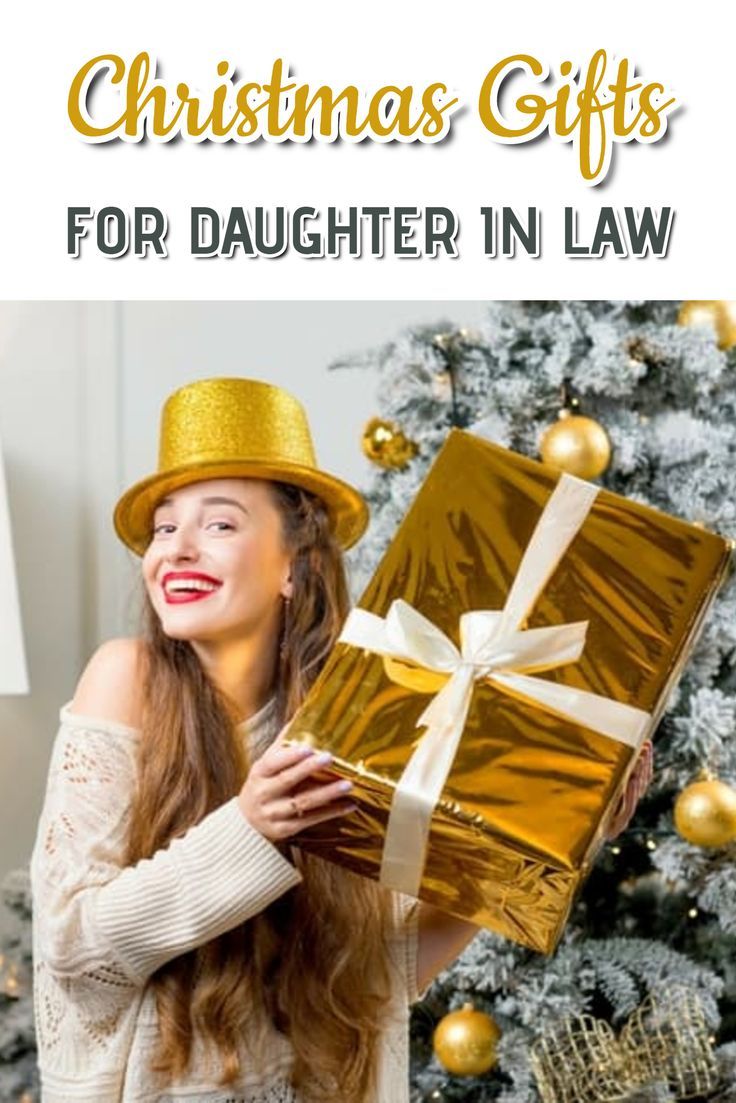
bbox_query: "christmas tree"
[338,300,736,1102]
[0,869,37,1100]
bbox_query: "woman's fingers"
[238,731,359,841]
[254,741,319,778]
[283,776,354,818]
[286,800,359,837]
[272,748,336,794]
[607,800,631,839]
[644,742,654,785]
[606,742,655,839]
[632,743,654,798]
[262,787,357,841]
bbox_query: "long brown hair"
[125,482,395,1100]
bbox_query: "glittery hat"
[113,377,368,554]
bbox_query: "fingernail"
[344,802,358,812]
[316,751,333,765]
[298,745,316,756]
[337,779,353,793]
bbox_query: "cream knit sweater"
[30,700,423,1103]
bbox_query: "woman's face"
[142,477,293,644]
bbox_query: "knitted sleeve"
[30,711,303,990]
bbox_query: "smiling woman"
[28,375,650,1103]
[30,377,426,1103]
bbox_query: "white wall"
[0,299,490,891]
[0,303,93,894]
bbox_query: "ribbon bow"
[338,473,651,897]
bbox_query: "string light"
[688,907,699,919]
[646,838,657,851]
[3,965,20,997]
[610,845,622,855]
[0,957,24,999]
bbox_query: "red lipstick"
[162,571,222,605]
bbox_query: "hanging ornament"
[539,410,612,480]
[361,417,418,469]
[432,1002,501,1077]
[677,300,736,351]
[674,774,736,848]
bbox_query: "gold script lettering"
[477,51,677,185]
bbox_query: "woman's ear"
[281,569,294,601]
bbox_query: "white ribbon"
[338,473,651,897]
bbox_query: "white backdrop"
[0,0,733,297]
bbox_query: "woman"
[31,377,652,1103]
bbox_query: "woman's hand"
[238,731,356,842]
[605,740,654,840]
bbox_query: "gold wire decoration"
[530,1015,630,1103]
[620,988,720,1099]
[531,988,720,1103]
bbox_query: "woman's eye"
[152,522,176,536]
[207,520,235,532]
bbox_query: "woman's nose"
[166,526,200,562]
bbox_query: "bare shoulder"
[69,637,148,730]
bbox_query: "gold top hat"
[114,377,369,554]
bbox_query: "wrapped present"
[284,430,731,953]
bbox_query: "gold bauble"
[433,1003,501,1077]
[361,417,418,470]
[539,411,611,480]
[674,778,736,848]
[678,300,736,351]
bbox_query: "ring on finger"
[290,797,304,818]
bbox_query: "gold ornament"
[678,300,736,351]
[539,411,612,480]
[531,987,719,1103]
[674,776,736,848]
[433,1002,501,1077]
[361,417,418,470]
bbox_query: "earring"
[280,595,292,659]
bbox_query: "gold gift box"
[284,430,731,953]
